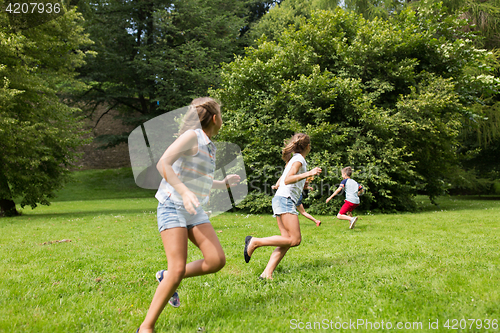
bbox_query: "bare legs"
[247,213,301,280]
[296,204,321,226]
[138,224,225,333]
[336,212,352,221]
[337,211,357,229]
[184,223,226,277]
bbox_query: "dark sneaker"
[244,236,252,263]
[155,270,166,283]
[168,291,180,308]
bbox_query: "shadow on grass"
[454,195,500,201]
[415,195,500,214]
[11,208,156,221]
[50,193,156,202]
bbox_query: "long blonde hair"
[282,133,310,162]
[179,97,221,134]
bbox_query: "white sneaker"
[349,217,358,229]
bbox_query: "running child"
[273,177,321,227]
[243,133,322,279]
[136,97,240,333]
[326,166,364,229]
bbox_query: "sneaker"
[244,236,252,263]
[155,270,181,307]
[155,270,166,283]
[168,291,180,308]
[349,217,358,229]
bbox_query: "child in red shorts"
[326,166,364,229]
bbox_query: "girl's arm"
[284,162,322,185]
[212,175,241,189]
[272,176,282,190]
[156,131,199,214]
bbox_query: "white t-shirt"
[340,178,362,204]
[275,153,307,204]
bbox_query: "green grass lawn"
[1,168,499,332]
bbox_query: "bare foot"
[315,220,321,227]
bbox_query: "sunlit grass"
[1,169,499,332]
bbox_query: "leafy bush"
[236,192,273,214]
[213,4,499,213]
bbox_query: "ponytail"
[179,97,221,134]
[282,133,311,162]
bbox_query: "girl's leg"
[297,204,321,225]
[139,224,225,333]
[139,227,188,333]
[247,214,301,257]
[184,223,226,278]
[259,215,289,279]
[259,213,301,279]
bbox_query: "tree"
[398,1,500,194]
[71,0,250,148]
[0,4,93,216]
[240,0,282,37]
[247,0,341,43]
[408,0,500,50]
[343,0,410,20]
[213,4,499,213]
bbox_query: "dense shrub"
[213,5,499,213]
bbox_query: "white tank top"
[275,153,307,204]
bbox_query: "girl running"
[272,177,321,227]
[243,133,322,279]
[137,97,240,333]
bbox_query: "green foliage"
[236,192,273,214]
[213,5,499,212]
[494,180,500,194]
[72,0,251,148]
[248,0,341,43]
[411,0,500,50]
[343,0,409,20]
[0,5,93,214]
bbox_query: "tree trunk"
[0,198,19,217]
[0,170,19,217]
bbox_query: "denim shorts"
[157,197,210,232]
[296,193,304,207]
[272,196,298,217]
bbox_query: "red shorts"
[339,200,359,215]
